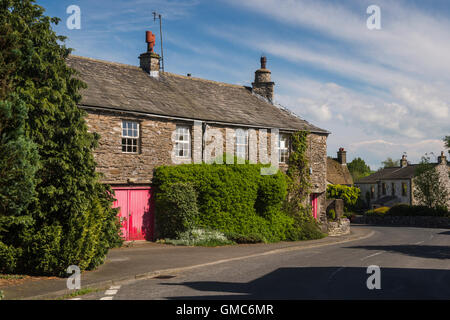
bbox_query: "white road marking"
[69,298,82,300]
[109,285,121,290]
[360,251,384,261]
[105,289,118,295]
[414,241,425,245]
[100,285,121,300]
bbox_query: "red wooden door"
[311,193,318,220]
[112,187,154,241]
[113,189,129,240]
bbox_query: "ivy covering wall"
[154,133,325,243]
[153,162,297,242]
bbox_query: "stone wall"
[85,110,177,185]
[326,218,350,236]
[85,109,328,221]
[326,199,344,219]
[308,133,328,223]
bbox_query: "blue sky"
[37,0,449,169]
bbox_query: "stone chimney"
[337,147,347,165]
[400,154,408,168]
[438,151,447,165]
[252,56,275,103]
[139,31,160,78]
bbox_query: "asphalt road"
[79,226,450,300]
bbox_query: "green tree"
[0,97,39,272]
[0,0,121,275]
[326,184,360,212]
[413,157,449,210]
[381,157,400,168]
[347,157,372,181]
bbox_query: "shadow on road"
[346,245,450,260]
[163,266,449,300]
[438,231,450,236]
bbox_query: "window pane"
[175,126,191,158]
[278,134,289,163]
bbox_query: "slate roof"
[66,55,328,133]
[326,158,353,185]
[355,165,420,183]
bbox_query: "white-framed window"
[278,133,289,163]
[235,129,248,160]
[122,120,139,153]
[175,126,191,158]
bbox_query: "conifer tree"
[0,0,121,275]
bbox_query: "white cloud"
[346,139,447,169]
[216,0,450,168]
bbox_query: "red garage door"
[311,193,319,220]
[112,187,154,241]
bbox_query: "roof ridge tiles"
[68,55,245,89]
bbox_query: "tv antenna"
[153,11,164,72]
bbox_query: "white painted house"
[355,153,450,208]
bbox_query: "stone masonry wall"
[85,110,177,185]
[308,133,328,223]
[85,110,328,221]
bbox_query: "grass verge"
[56,287,102,300]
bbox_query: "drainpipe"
[202,122,207,163]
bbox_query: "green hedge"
[153,162,322,242]
[387,204,449,217]
[326,184,360,212]
[155,182,199,239]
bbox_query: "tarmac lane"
[77,226,450,300]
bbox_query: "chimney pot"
[260,56,267,69]
[400,154,408,168]
[438,151,447,165]
[337,147,347,165]
[146,31,156,52]
[139,31,160,77]
[252,56,274,103]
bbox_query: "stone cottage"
[327,147,353,186]
[67,31,330,241]
[355,153,450,208]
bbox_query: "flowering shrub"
[162,228,234,246]
[365,206,390,216]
